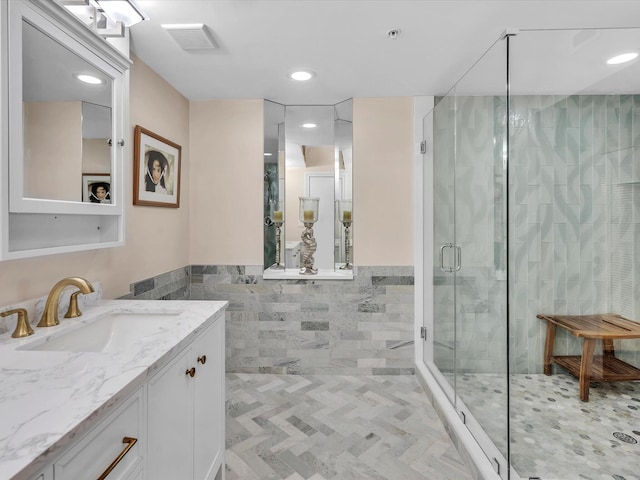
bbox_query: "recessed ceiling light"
[74,73,103,84]
[289,71,315,81]
[301,123,317,128]
[264,153,272,156]
[606,52,638,65]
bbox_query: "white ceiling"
[129,1,640,104]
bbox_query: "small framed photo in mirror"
[133,125,182,208]
[82,174,111,204]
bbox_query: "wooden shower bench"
[537,313,640,402]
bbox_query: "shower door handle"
[454,245,462,272]
[440,243,454,273]
[439,243,461,273]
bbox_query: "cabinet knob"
[185,367,196,377]
[197,355,207,365]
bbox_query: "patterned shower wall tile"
[553,185,568,223]
[553,224,567,262]
[540,165,554,203]
[539,242,554,281]
[539,205,553,244]
[567,164,581,204]
[592,95,607,128]
[579,96,594,147]
[543,101,569,131]
[539,281,555,311]
[565,95,580,127]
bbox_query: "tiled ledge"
[262,267,354,280]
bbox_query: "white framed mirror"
[7,0,126,216]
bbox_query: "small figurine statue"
[300,222,317,274]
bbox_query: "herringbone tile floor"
[225,373,473,480]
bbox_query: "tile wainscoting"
[120,266,190,301]
[123,265,415,375]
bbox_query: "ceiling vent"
[161,24,218,50]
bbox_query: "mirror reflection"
[22,20,113,203]
[263,99,353,274]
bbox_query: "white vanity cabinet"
[53,388,145,480]
[147,318,225,480]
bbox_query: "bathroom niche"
[263,99,353,279]
[0,0,130,259]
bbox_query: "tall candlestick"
[299,197,319,275]
[337,200,353,270]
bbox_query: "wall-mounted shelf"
[263,267,354,280]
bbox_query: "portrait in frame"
[82,173,111,203]
[133,125,182,208]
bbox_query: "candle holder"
[299,197,319,275]
[337,200,353,270]
[269,202,284,270]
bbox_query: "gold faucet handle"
[64,291,83,319]
[1,308,35,338]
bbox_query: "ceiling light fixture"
[74,73,103,84]
[606,52,638,65]
[289,71,315,81]
[97,0,147,27]
[301,123,317,129]
[61,0,147,37]
[264,153,273,156]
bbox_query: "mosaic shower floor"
[454,373,640,480]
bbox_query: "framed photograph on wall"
[133,125,182,208]
[82,173,111,203]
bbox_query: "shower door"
[425,36,510,478]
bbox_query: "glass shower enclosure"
[422,27,640,480]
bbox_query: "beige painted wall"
[189,99,263,265]
[0,56,190,306]
[23,101,82,201]
[0,59,413,309]
[191,97,413,267]
[82,138,111,174]
[353,97,413,266]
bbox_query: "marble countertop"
[0,299,227,480]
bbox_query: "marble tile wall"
[191,265,415,375]
[120,266,190,301]
[125,265,415,375]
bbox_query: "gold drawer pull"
[186,367,196,377]
[197,355,207,364]
[97,436,137,480]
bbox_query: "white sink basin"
[22,312,180,353]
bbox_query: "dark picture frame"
[133,125,182,208]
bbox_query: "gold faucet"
[37,277,95,328]
[1,308,34,338]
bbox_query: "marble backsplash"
[0,282,103,337]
